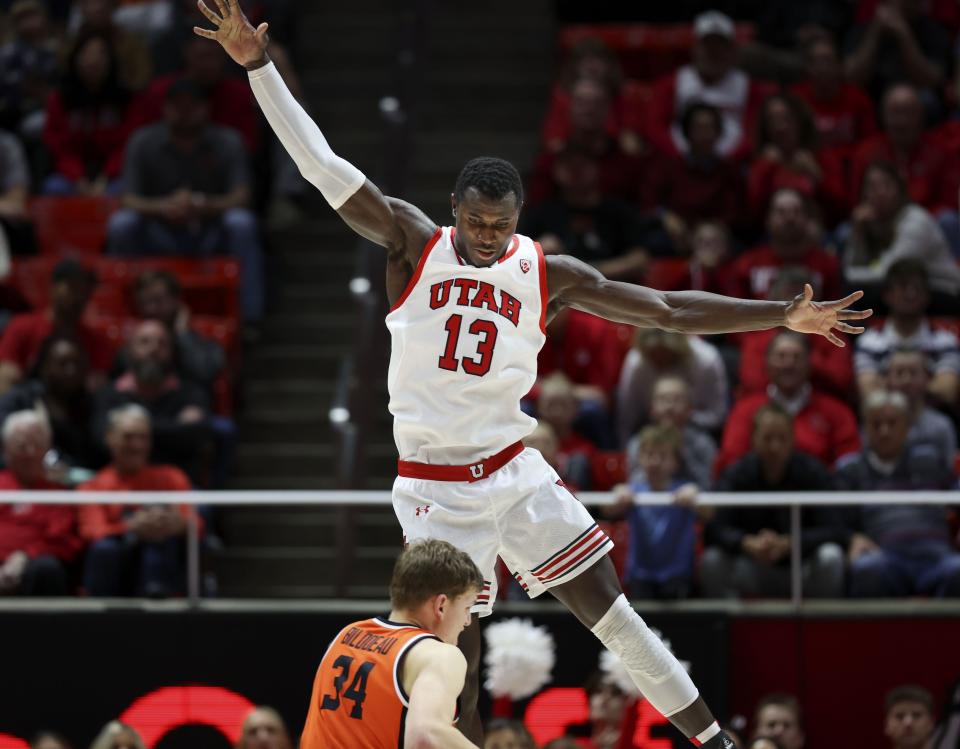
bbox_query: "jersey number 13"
[438,314,498,376]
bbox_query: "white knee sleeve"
[590,594,698,717]
[248,62,365,209]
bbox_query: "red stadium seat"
[29,196,119,256]
[94,258,242,322]
[591,451,627,491]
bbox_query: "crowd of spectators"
[1,2,959,606]
[520,4,960,602]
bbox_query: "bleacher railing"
[8,491,956,607]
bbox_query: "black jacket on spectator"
[707,452,846,558]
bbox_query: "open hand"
[785,283,872,348]
[193,0,269,68]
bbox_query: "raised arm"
[193,0,433,262]
[403,640,478,749]
[546,254,871,347]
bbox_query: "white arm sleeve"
[247,61,366,209]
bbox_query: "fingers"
[826,289,865,308]
[838,308,873,321]
[213,0,229,17]
[802,283,814,302]
[824,330,845,347]
[833,322,864,334]
[193,26,218,39]
[197,0,222,25]
[255,21,270,46]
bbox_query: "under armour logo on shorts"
[415,505,430,516]
[469,464,484,479]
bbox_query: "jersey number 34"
[319,655,375,719]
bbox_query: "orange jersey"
[300,617,439,749]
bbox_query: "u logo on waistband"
[469,464,484,479]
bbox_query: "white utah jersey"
[385,227,547,464]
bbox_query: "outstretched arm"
[546,254,871,347]
[193,0,432,259]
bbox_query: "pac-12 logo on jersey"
[519,259,530,274]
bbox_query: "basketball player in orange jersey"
[301,538,483,749]
[196,5,872,748]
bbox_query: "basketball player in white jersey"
[196,5,871,748]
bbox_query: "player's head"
[884,685,934,749]
[753,693,804,749]
[451,157,523,268]
[389,539,483,645]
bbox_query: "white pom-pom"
[483,618,555,700]
[598,627,690,700]
[599,649,642,698]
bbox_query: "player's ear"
[434,593,449,618]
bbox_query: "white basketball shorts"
[392,443,614,616]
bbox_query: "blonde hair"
[88,723,145,749]
[236,706,292,749]
[390,539,483,610]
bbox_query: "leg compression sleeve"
[590,594,699,717]
[248,61,365,209]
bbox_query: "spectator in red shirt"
[851,84,959,216]
[791,36,877,166]
[527,77,646,206]
[725,188,842,301]
[658,221,734,296]
[41,29,137,196]
[718,331,860,471]
[640,102,744,250]
[0,410,80,595]
[0,258,115,396]
[648,11,772,159]
[79,403,197,597]
[733,267,854,399]
[747,92,848,224]
[539,37,643,156]
[132,34,259,152]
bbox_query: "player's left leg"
[550,554,732,748]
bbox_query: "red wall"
[730,617,960,746]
